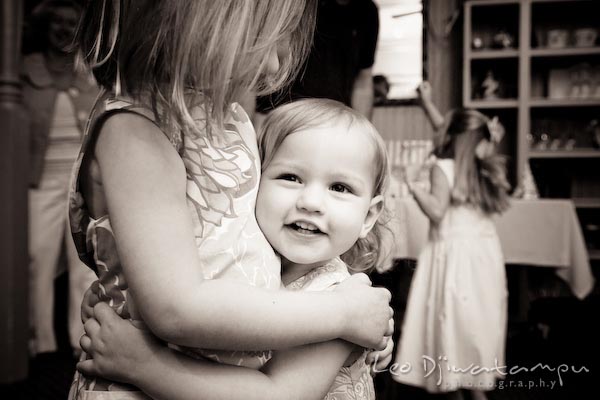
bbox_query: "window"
[372,0,424,101]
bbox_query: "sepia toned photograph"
[1,1,598,399]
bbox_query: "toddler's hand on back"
[335,273,393,350]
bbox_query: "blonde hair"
[77,0,317,135]
[258,99,391,273]
[435,109,510,214]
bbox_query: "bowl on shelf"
[547,29,569,48]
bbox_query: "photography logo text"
[372,354,590,389]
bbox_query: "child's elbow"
[428,205,448,225]
[430,211,444,225]
[423,207,440,225]
[141,300,189,344]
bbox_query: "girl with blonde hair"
[68,1,393,399]
[77,98,393,400]
[394,86,510,400]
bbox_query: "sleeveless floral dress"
[287,258,375,400]
[68,91,280,399]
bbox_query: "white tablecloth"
[382,198,595,299]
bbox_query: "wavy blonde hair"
[258,99,391,273]
[77,0,317,135]
[435,109,511,214]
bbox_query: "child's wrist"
[332,292,353,339]
[131,346,170,387]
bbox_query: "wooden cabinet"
[464,0,600,260]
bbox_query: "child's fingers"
[366,352,375,365]
[353,273,372,286]
[93,302,117,324]
[80,287,100,323]
[80,334,92,354]
[386,316,394,337]
[371,353,393,376]
[366,336,394,365]
[76,359,96,376]
[374,336,389,351]
[382,288,392,303]
[83,317,101,338]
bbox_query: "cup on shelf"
[534,133,550,150]
[564,138,576,151]
[549,138,562,151]
[547,29,569,48]
[573,28,598,48]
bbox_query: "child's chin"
[286,255,326,267]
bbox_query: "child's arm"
[417,81,445,131]
[94,114,392,351]
[79,303,357,400]
[407,164,451,225]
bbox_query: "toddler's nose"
[296,185,325,214]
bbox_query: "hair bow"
[476,116,505,159]
[486,116,505,144]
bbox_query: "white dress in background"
[393,159,508,393]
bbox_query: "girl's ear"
[359,195,384,239]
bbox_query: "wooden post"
[0,0,29,383]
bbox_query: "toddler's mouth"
[288,221,323,235]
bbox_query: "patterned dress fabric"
[287,258,375,400]
[68,92,280,399]
[393,159,508,393]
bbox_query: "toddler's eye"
[331,183,352,193]
[278,174,300,183]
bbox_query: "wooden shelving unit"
[529,149,600,158]
[530,46,600,57]
[466,99,519,108]
[464,0,600,259]
[469,49,520,59]
[529,98,600,107]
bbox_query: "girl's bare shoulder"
[96,112,182,167]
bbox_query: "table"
[381,198,595,299]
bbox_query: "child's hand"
[77,303,163,385]
[401,164,424,184]
[335,273,394,350]
[80,285,100,323]
[416,81,433,104]
[366,336,394,375]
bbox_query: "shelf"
[528,149,600,159]
[469,49,519,59]
[529,98,600,108]
[468,0,520,5]
[530,47,600,58]
[466,99,519,108]
[466,0,600,265]
[531,0,595,4]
